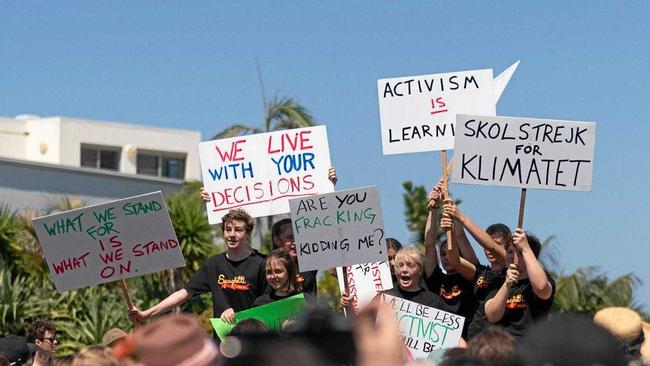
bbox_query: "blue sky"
[1,2,649,309]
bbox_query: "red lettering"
[267,131,313,153]
[299,130,313,150]
[100,266,115,279]
[109,235,122,248]
[215,140,246,163]
[302,174,315,190]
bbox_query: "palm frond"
[266,96,315,132]
[211,124,262,139]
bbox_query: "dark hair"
[271,218,292,249]
[221,209,255,235]
[229,319,269,336]
[525,232,542,259]
[266,249,302,295]
[486,223,512,240]
[468,326,520,366]
[385,238,402,251]
[27,320,56,343]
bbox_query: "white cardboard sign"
[336,261,393,314]
[199,126,334,223]
[452,114,596,191]
[377,68,496,154]
[33,192,185,292]
[384,294,465,360]
[289,186,386,272]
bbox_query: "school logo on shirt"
[217,274,251,291]
[476,276,488,289]
[506,293,528,309]
[440,285,462,300]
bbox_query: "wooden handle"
[517,188,527,229]
[120,279,142,326]
[442,150,453,251]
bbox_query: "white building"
[0,115,202,213]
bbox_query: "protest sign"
[32,192,185,292]
[384,294,465,360]
[210,293,305,340]
[199,126,334,223]
[452,114,596,191]
[289,186,386,272]
[378,68,499,155]
[336,261,393,314]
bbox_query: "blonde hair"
[394,247,424,269]
[72,346,119,366]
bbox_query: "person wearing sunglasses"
[26,320,57,366]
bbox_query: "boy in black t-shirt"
[424,189,478,338]
[484,229,555,338]
[128,209,268,324]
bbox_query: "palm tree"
[212,96,315,140]
[551,266,646,317]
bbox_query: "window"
[137,151,186,179]
[80,145,121,171]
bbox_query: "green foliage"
[317,271,342,311]
[212,94,315,139]
[552,266,646,317]
[402,181,460,245]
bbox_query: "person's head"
[265,249,301,295]
[438,242,456,273]
[393,247,424,291]
[486,223,512,266]
[229,318,270,337]
[101,328,127,348]
[72,346,118,366]
[594,307,648,362]
[467,326,520,366]
[115,314,218,366]
[506,231,542,274]
[52,355,74,366]
[519,313,626,366]
[221,209,254,251]
[27,320,57,356]
[0,336,34,366]
[271,218,296,258]
[385,238,402,275]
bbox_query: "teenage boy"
[484,229,555,338]
[128,209,268,324]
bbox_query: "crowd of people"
[1,171,649,365]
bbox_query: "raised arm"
[424,209,439,278]
[424,185,443,277]
[512,229,552,300]
[484,264,519,323]
[441,212,476,281]
[442,199,479,265]
[450,207,506,266]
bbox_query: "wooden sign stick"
[441,150,453,252]
[341,266,356,317]
[517,188,527,229]
[119,279,142,326]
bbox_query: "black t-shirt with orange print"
[185,250,268,318]
[491,274,556,338]
[425,266,475,337]
[467,264,506,339]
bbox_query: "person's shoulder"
[251,249,267,261]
